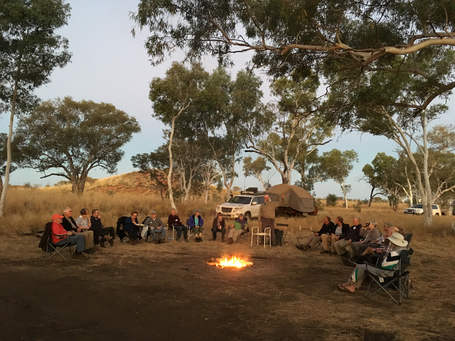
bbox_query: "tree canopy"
[134,0,455,76]
[17,97,140,193]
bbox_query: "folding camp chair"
[366,248,413,305]
[39,222,74,260]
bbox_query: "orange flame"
[207,256,253,269]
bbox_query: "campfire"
[207,256,253,269]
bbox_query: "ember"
[207,256,253,269]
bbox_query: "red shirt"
[52,222,68,244]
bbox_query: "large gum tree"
[0,0,71,216]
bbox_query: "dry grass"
[0,187,217,234]
[2,187,454,241]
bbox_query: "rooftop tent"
[266,184,315,214]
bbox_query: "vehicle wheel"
[245,212,252,220]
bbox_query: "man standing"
[259,194,278,245]
[51,213,86,257]
[143,210,166,243]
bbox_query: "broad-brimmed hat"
[387,232,408,247]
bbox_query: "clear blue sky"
[1,0,454,199]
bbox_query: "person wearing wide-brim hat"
[187,209,204,242]
[337,232,408,293]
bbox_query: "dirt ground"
[1,231,455,341]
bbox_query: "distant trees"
[317,149,358,208]
[17,98,140,194]
[0,0,71,216]
[243,156,269,190]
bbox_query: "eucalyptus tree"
[246,76,332,184]
[149,62,208,209]
[17,98,140,194]
[327,47,455,226]
[243,156,269,190]
[133,0,455,76]
[0,0,71,216]
[317,149,358,208]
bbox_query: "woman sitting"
[187,210,204,242]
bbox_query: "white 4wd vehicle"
[216,194,265,219]
[403,204,441,216]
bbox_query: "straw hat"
[387,232,408,247]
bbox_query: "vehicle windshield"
[228,196,252,204]
[412,204,423,208]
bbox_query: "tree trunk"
[280,173,290,184]
[421,114,433,227]
[368,186,375,207]
[341,183,348,208]
[167,116,178,210]
[0,82,18,217]
[256,174,266,191]
[204,187,209,204]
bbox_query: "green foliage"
[318,149,358,184]
[326,194,338,207]
[133,0,455,76]
[0,0,71,113]
[17,97,140,193]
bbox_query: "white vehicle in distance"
[216,193,265,219]
[403,204,441,216]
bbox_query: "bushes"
[326,194,338,207]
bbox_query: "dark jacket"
[62,216,78,232]
[187,215,204,228]
[347,224,362,242]
[124,217,139,232]
[168,214,183,228]
[211,217,226,232]
[317,221,335,235]
[90,216,103,231]
[336,223,351,239]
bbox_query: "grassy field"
[1,187,455,340]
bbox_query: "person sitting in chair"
[297,216,335,252]
[143,210,166,243]
[226,213,248,244]
[350,221,382,257]
[168,209,187,241]
[62,207,94,252]
[187,210,204,242]
[337,232,408,293]
[334,217,362,257]
[51,213,86,257]
[90,209,115,247]
[124,211,141,244]
[329,216,350,254]
[211,213,226,241]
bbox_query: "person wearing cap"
[187,210,204,242]
[356,223,400,264]
[337,232,409,293]
[143,210,166,243]
[211,212,226,241]
[51,213,86,256]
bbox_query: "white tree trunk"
[341,183,349,208]
[0,82,18,217]
[167,103,189,210]
[421,114,433,227]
